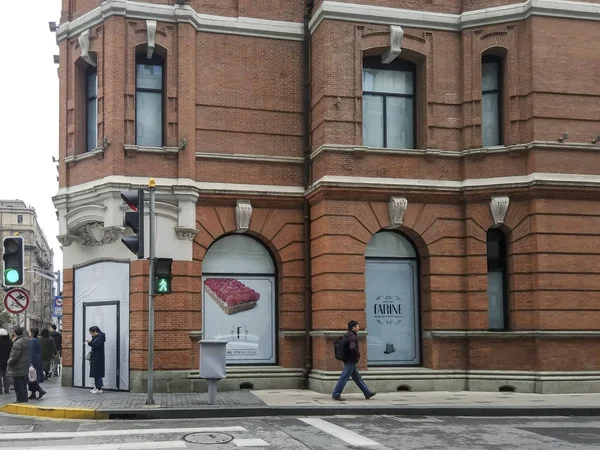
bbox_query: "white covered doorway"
[365,231,421,366]
[73,261,130,390]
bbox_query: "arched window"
[362,56,416,149]
[136,53,164,147]
[487,228,508,330]
[202,235,276,364]
[365,231,420,366]
[482,55,503,147]
[85,66,98,152]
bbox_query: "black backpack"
[334,333,348,362]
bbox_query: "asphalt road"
[1,413,600,449]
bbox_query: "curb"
[99,405,600,420]
[0,403,108,420]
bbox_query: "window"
[86,67,98,152]
[362,56,416,149]
[136,54,164,147]
[17,215,23,224]
[487,228,508,330]
[482,56,502,147]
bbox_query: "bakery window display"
[205,278,261,315]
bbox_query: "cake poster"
[203,277,275,364]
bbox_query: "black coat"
[29,338,45,384]
[88,332,105,378]
[0,336,12,372]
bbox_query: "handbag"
[85,351,92,361]
[28,364,37,383]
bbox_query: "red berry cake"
[204,278,260,315]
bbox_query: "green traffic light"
[156,277,170,294]
[4,268,19,284]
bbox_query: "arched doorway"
[202,234,276,364]
[365,231,420,366]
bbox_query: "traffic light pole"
[146,181,156,406]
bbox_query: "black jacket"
[0,336,12,372]
[344,331,360,364]
[50,331,62,352]
[88,332,106,378]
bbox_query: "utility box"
[199,340,227,380]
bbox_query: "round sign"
[55,297,63,307]
[3,288,30,314]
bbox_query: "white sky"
[0,1,62,270]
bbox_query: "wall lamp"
[592,136,600,144]
[49,21,58,32]
[558,132,568,143]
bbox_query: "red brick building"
[53,0,600,394]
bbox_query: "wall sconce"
[558,132,568,143]
[592,136,600,144]
[48,22,58,32]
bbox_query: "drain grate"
[184,432,234,444]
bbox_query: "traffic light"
[154,258,173,295]
[2,236,24,287]
[121,189,145,259]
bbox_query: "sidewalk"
[1,377,600,420]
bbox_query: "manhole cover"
[184,432,234,444]
[0,426,35,433]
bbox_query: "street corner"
[0,403,108,420]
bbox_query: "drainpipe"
[300,0,314,389]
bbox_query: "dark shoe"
[28,394,37,400]
[365,392,377,400]
[332,395,345,401]
[38,390,46,400]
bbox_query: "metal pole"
[146,183,156,406]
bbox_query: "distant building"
[0,200,54,330]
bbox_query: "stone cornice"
[196,152,304,165]
[425,330,600,339]
[56,0,304,43]
[309,172,600,194]
[311,141,600,160]
[310,0,600,33]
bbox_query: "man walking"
[6,326,31,403]
[50,325,62,377]
[332,320,376,401]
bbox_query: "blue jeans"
[94,377,103,389]
[332,363,372,398]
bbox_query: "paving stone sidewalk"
[2,377,600,419]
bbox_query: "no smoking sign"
[3,288,30,314]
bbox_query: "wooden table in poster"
[3,288,30,314]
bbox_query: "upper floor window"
[86,67,98,152]
[362,56,416,149]
[487,228,508,330]
[136,54,164,147]
[17,215,23,224]
[482,56,502,147]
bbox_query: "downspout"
[301,0,314,389]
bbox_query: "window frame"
[85,66,98,153]
[481,54,503,147]
[135,53,165,147]
[17,215,23,224]
[486,228,509,331]
[362,56,417,149]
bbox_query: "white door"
[365,259,420,365]
[83,302,120,390]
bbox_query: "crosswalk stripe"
[0,442,187,450]
[0,426,246,441]
[298,418,380,447]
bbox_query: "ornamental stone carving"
[382,26,404,64]
[57,234,77,247]
[78,223,125,246]
[146,20,157,59]
[388,197,408,228]
[235,200,252,233]
[174,227,199,241]
[490,196,510,225]
[78,29,96,67]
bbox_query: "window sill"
[64,147,105,164]
[124,144,179,156]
